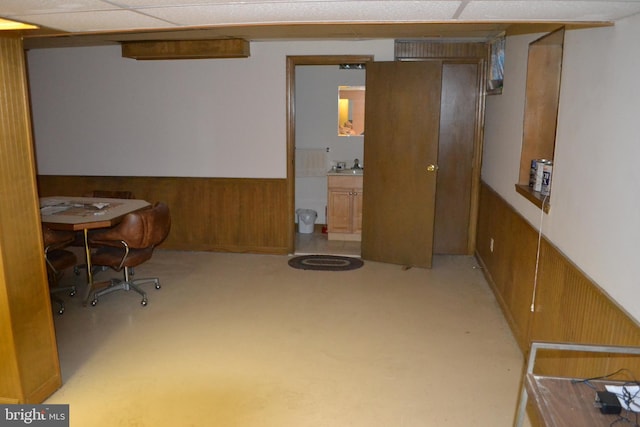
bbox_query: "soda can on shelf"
[529,159,538,188]
[541,161,553,196]
[534,159,550,192]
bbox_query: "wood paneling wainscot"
[476,181,538,351]
[476,181,640,381]
[37,176,290,254]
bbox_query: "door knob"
[427,164,439,172]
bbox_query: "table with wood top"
[525,375,639,426]
[515,342,640,427]
[40,196,151,305]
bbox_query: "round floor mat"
[288,255,364,271]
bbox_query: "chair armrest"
[88,238,128,249]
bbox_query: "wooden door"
[433,62,480,254]
[361,61,442,268]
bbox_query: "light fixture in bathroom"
[339,64,366,70]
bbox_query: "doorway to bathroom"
[287,52,485,263]
[288,55,371,256]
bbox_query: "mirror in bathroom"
[338,86,365,136]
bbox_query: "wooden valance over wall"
[394,40,489,60]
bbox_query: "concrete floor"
[47,249,529,427]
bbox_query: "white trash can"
[296,209,317,234]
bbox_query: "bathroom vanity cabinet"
[327,174,363,241]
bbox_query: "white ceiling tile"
[145,1,462,25]
[0,0,115,16]
[15,10,176,32]
[111,0,227,5]
[4,0,640,37]
[458,1,640,21]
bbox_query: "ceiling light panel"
[14,10,176,32]
[145,1,462,26]
[458,1,640,21]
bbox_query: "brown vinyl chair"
[73,189,136,271]
[88,202,171,306]
[42,225,78,314]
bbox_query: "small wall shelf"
[516,28,564,213]
[515,184,550,213]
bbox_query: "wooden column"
[0,35,61,403]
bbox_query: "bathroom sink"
[335,168,363,175]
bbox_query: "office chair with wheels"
[42,225,77,314]
[73,189,136,274]
[88,202,171,306]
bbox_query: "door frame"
[285,55,374,253]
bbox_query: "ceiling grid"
[2,0,639,48]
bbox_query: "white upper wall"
[482,14,640,321]
[27,40,394,178]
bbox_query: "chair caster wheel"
[155,284,161,290]
[69,290,76,297]
[58,308,64,315]
[91,299,98,306]
[141,300,148,306]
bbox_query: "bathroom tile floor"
[295,231,361,257]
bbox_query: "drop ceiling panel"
[0,0,115,15]
[17,10,175,32]
[145,1,461,26]
[3,0,640,47]
[458,1,640,21]
[113,0,241,5]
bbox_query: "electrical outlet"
[490,238,494,253]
